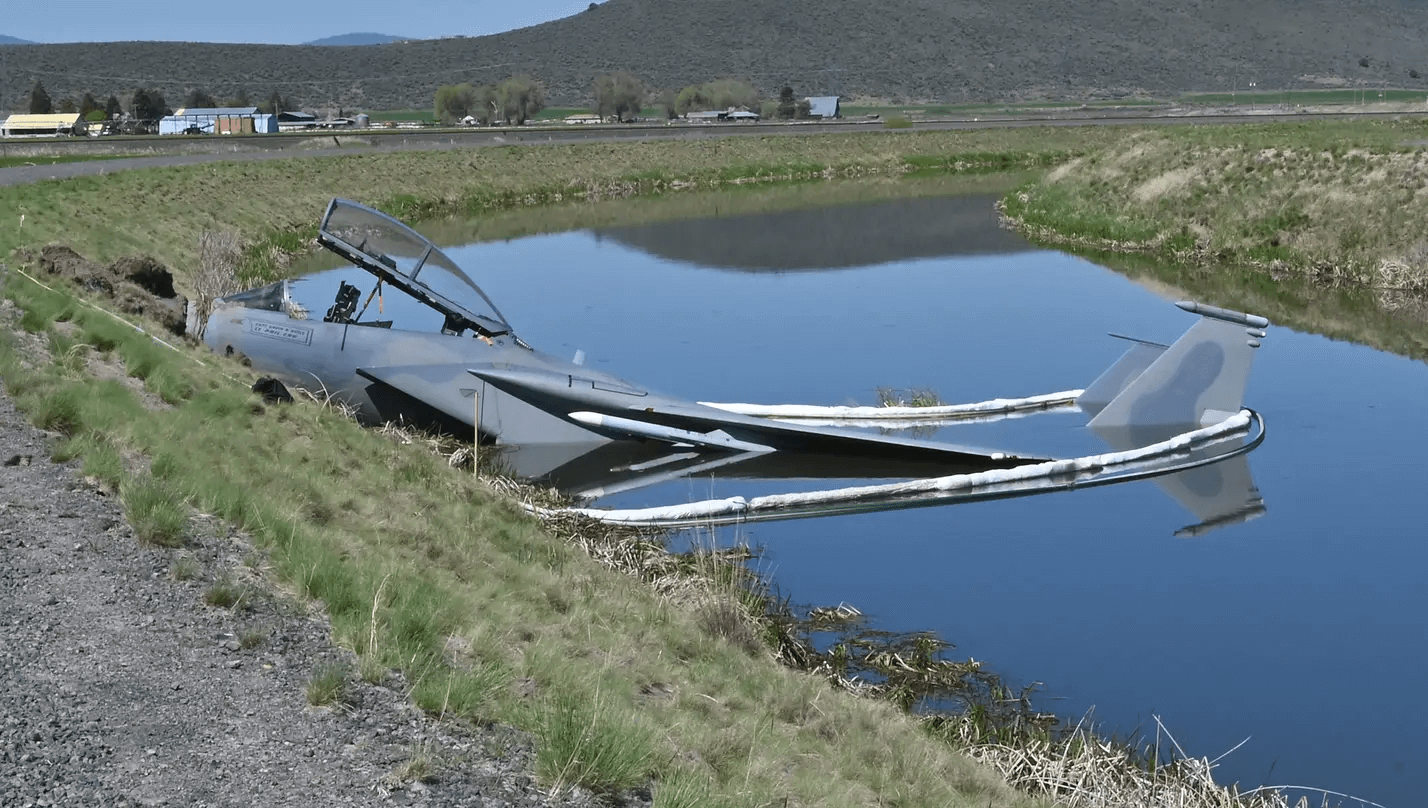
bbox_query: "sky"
[2,0,591,44]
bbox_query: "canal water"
[298,189,1428,806]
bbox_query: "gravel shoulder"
[0,363,605,807]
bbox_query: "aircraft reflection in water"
[205,199,1267,534]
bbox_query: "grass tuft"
[120,473,187,547]
[169,556,200,582]
[536,688,657,796]
[202,577,246,609]
[306,662,349,707]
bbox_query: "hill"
[2,0,1427,111]
[304,32,408,46]
[0,34,35,45]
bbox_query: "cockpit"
[215,199,516,341]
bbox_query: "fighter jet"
[204,199,1268,526]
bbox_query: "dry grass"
[189,229,244,341]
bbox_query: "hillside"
[0,35,36,45]
[2,0,1427,111]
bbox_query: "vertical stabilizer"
[1077,335,1168,417]
[1086,302,1268,430]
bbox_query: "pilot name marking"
[247,321,313,345]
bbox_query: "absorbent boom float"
[205,199,1269,525]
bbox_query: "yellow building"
[0,113,84,137]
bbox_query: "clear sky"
[3,0,591,44]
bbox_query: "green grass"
[535,688,658,796]
[306,662,349,706]
[203,577,245,608]
[1180,87,1428,106]
[121,473,187,548]
[0,154,137,169]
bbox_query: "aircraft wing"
[467,364,1045,471]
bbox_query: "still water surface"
[306,192,1428,805]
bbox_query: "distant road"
[3,110,1424,188]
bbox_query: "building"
[276,111,319,131]
[684,107,760,122]
[1,113,83,137]
[158,107,277,135]
[806,97,841,119]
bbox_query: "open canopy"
[316,199,512,338]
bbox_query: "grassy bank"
[0,127,1126,286]
[1000,118,1428,359]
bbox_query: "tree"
[131,88,167,121]
[225,88,253,108]
[674,84,711,114]
[658,89,679,120]
[473,84,500,125]
[673,79,758,115]
[433,83,478,123]
[592,72,645,122]
[796,99,812,119]
[703,78,758,111]
[258,91,293,115]
[104,95,122,119]
[79,92,99,117]
[58,98,77,114]
[28,81,52,114]
[498,75,544,125]
[185,88,217,109]
[777,85,796,119]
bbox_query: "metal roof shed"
[806,97,841,118]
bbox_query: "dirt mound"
[37,246,188,337]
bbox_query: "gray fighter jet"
[205,199,1269,520]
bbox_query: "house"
[1,113,83,137]
[805,97,841,119]
[158,107,277,135]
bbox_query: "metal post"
[473,388,480,476]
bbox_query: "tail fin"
[1082,301,1268,429]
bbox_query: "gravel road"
[0,301,618,806]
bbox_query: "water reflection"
[594,192,1028,270]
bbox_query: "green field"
[1180,87,1428,105]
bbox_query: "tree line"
[433,74,823,125]
[432,76,545,125]
[24,80,300,121]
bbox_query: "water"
[300,191,1428,805]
